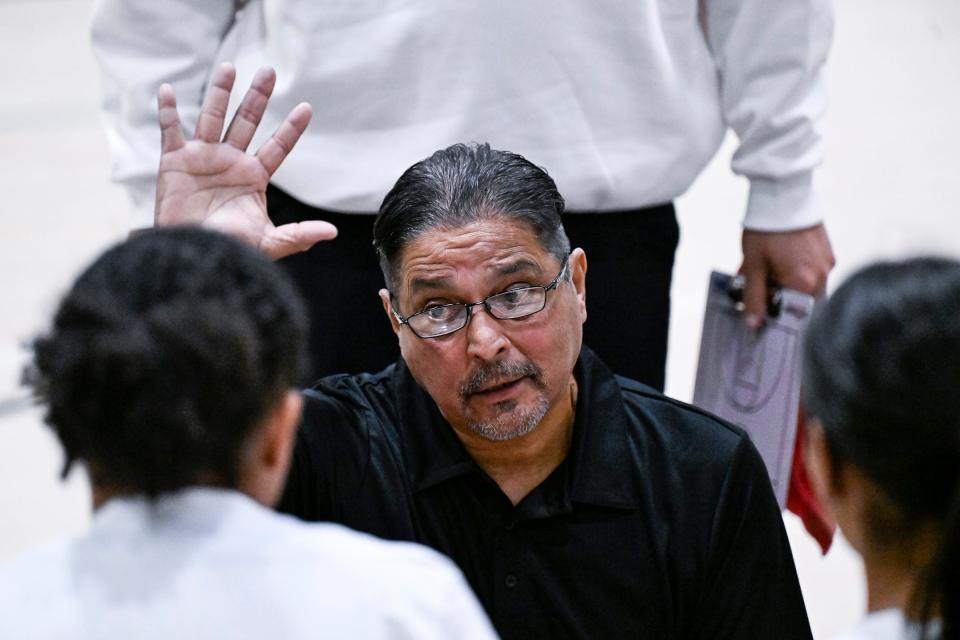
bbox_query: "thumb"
[260,221,339,260]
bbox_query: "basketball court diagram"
[693,272,813,506]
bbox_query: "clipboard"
[692,271,814,507]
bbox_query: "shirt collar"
[565,347,637,510]
[92,487,265,534]
[394,347,638,510]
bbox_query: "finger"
[223,67,276,151]
[741,266,770,332]
[194,62,237,143]
[261,220,338,260]
[255,102,312,176]
[778,263,830,298]
[157,83,186,153]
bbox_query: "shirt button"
[504,574,518,589]
[504,521,515,531]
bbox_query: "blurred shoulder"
[0,537,77,636]
[268,515,496,638]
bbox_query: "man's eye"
[498,287,534,306]
[500,290,523,305]
[424,305,454,320]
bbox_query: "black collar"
[393,346,638,510]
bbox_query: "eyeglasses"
[392,255,571,339]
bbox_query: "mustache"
[458,360,543,399]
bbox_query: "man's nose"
[465,305,510,361]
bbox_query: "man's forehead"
[398,221,550,292]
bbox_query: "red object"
[786,407,836,554]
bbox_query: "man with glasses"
[155,65,813,639]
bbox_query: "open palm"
[155,64,337,259]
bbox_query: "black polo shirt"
[279,348,812,639]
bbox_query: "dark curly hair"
[26,227,308,497]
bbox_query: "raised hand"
[155,63,337,259]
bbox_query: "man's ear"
[380,288,401,334]
[570,248,588,323]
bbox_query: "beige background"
[1,1,958,637]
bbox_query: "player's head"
[28,227,308,505]
[803,256,960,635]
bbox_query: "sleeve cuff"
[126,178,158,231]
[743,173,823,232]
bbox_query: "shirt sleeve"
[89,0,240,229]
[702,0,833,231]
[692,436,813,639]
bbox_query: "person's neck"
[863,554,922,614]
[861,527,940,618]
[91,483,130,511]
[454,376,578,505]
[90,472,241,511]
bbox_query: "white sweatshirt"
[91,0,832,230]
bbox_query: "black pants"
[269,185,678,390]
[268,185,399,379]
[563,205,679,391]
